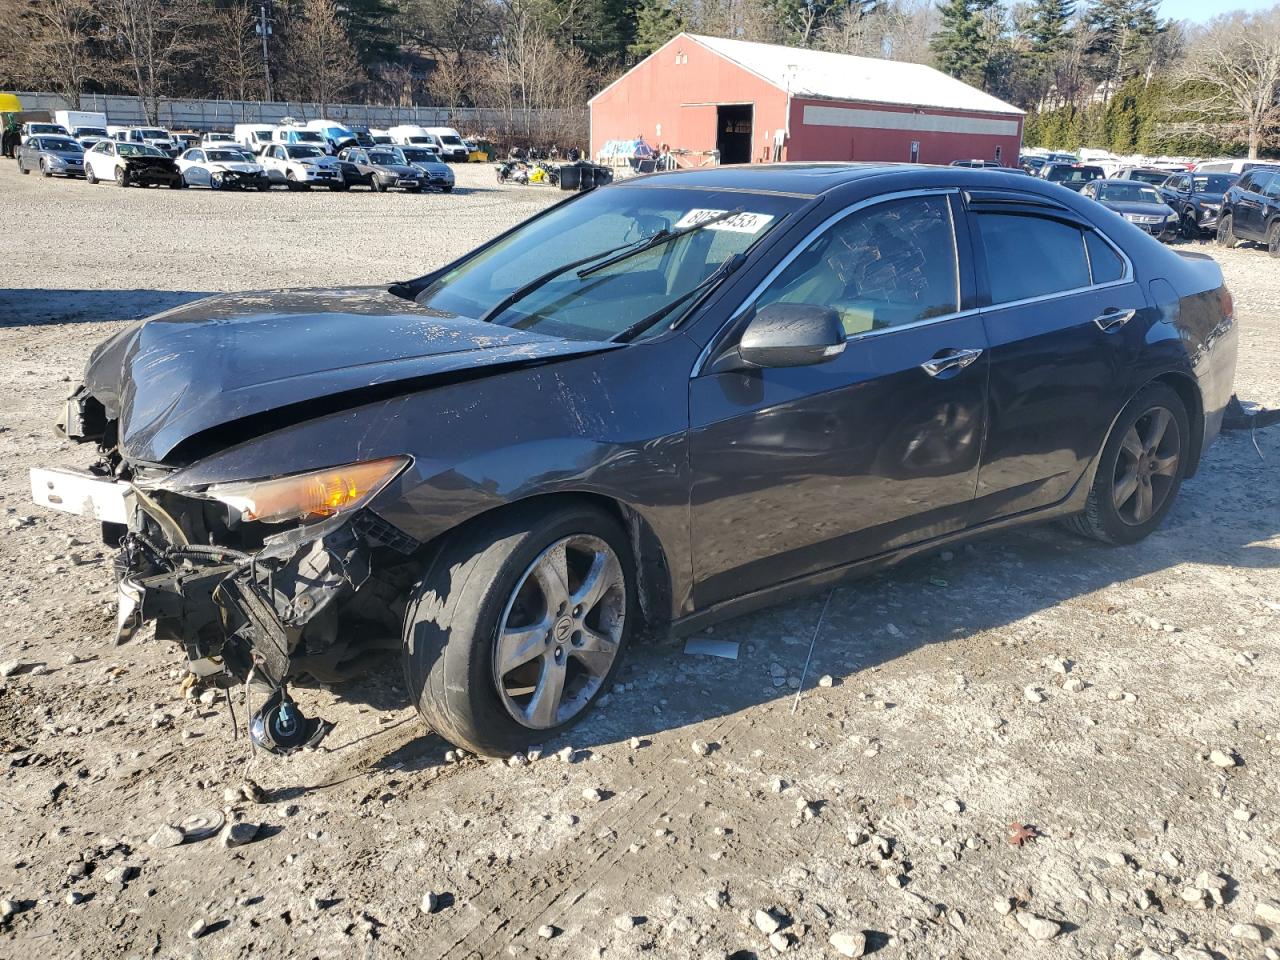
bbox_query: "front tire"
[1216,213,1237,248]
[116,166,128,187]
[1065,384,1189,545]
[39,159,51,178]
[85,165,97,184]
[403,503,635,756]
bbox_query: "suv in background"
[1219,166,1280,256]
[1159,171,1237,239]
[1040,163,1105,191]
[1111,166,1173,186]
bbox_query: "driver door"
[687,192,989,607]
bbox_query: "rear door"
[1233,170,1274,239]
[688,190,990,606]
[964,193,1149,523]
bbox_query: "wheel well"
[1151,372,1204,477]
[417,491,675,634]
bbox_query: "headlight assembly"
[199,456,409,525]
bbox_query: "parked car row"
[14,134,458,193]
[1032,156,1280,256]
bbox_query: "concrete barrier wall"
[9,91,584,136]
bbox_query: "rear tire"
[402,503,635,756]
[19,162,29,175]
[1216,213,1237,248]
[1064,384,1189,546]
[1268,220,1280,259]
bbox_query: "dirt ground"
[1,161,1278,960]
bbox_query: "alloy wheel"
[493,534,626,730]
[1269,222,1279,258]
[1112,405,1181,525]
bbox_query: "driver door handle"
[920,347,983,377]
[1094,308,1136,332]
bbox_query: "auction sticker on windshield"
[675,209,775,233]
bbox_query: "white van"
[388,125,442,152]
[233,124,277,153]
[304,119,358,152]
[423,126,468,162]
[53,110,109,145]
[271,125,331,153]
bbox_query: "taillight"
[1219,286,1234,319]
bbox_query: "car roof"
[620,162,1066,200]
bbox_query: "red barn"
[590,33,1024,166]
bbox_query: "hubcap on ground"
[494,534,625,730]
[1112,406,1180,525]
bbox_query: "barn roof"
[683,34,1023,117]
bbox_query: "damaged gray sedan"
[30,164,1237,757]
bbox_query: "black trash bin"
[593,165,614,188]
[558,162,581,190]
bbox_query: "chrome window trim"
[691,187,963,378]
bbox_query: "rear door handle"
[1094,308,1136,332]
[920,347,983,377]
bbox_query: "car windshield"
[1191,175,1235,193]
[137,129,167,139]
[290,131,324,142]
[74,128,106,137]
[400,148,437,163]
[441,135,463,145]
[285,146,324,159]
[406,136,435,144]
[1048,165,1103,182]
[415,186,800,341]
[207,150,248,162]
[30,124,63,134]
[368,151,398,164]
[119,143,165,157]
[44,138,82,153]
[1098,183,1162,204]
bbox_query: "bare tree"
[1171,8,1280,159]
[102,0,200,123]
[279,0,363,114]
[13,0,99,108]
[205,0,264,102]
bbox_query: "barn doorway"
[716,104,753,165]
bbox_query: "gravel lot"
[1,160,1279,960]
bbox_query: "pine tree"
[628,0,683,58]
[930,0,1002,89]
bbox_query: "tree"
[1171,8,1280,159]
[102,0,200,123]
[203,0,264,102]
[14,0,99,108]
[628,0,684,58]
[1084,0,1163,97]
[931,0,1005,91]
[279,0,363,113]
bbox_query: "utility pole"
[258,3,274,102]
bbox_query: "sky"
[1158,0,1276,22]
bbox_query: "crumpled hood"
[81,286,616,464]
[210,161,263,174]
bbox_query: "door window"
[1261,173,1280,199]
[975,213,1090,304]
[753,195,959,337]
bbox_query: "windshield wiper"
[477,232,667,324]
[612,252,747,343]
[577,208,743,279]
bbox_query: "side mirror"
[728,302,847,370]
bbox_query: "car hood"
[1190,191,1226,203]
[80,286,618,464]
[376,164,418,177]
[210,161,263,173]
[1102,200,1173,216]
[46,149,84,160]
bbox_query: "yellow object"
[0,93,22,114]
[204,456,409,524]
[467,150,487,163]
